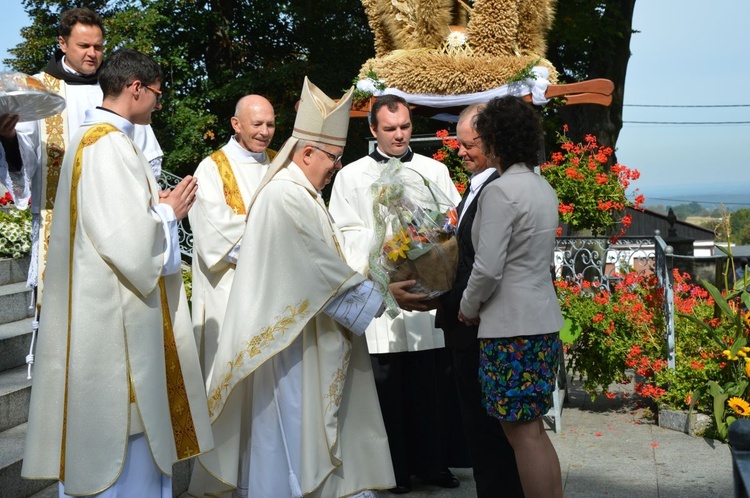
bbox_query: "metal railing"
[554,234,675,368]
[157,170,193,259]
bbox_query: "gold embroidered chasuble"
[21,116,213,496]
[189,163,394,497]
[188,139,274,376]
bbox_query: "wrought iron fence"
[554,235,675,368]
[157,170,193,259]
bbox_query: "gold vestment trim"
[37,74,65,306]
[207,300,311,418]
[158,277,201,459]
[210,150,246,215]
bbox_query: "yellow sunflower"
[745,358,750,378]
[744,311,750,329]
[728,397,750,417]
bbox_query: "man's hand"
[159,175,197,220]
[389,280,438,312]
[0,114,19,140]
[458,309,480,326]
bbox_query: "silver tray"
[0,90,67,122]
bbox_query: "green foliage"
[730,209,750,245]
[670,201,705,221]
[6,0,375,177]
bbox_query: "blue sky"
[617,0,750,200]
[2,1,748,203]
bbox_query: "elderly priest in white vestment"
[21,48,213,497]
[188,77,395,498]
[189,94,277,375]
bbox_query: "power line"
[625,104,750,108]
[647,197,750,207]
[624,120,750,125]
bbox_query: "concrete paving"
[389,376,733,498]
[30,376,735,498]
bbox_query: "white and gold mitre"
[292,77,353,147]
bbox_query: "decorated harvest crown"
[354,0,613,114]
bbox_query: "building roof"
[625,207,715,241]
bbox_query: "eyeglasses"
[310,145,343,165]
[144,85,163,103]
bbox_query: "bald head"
[231,95,276,153]
[456,103,489,175]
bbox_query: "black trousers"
[451,344,525,497]
[370,350,446,486]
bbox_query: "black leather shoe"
[424,469,460,488]
[388,484,412,494]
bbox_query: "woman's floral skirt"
[479,333,560,422]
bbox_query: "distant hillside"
[641,182,750,211]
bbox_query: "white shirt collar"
[469,168,495,193]
[227,136,268,163]
[61,56,84,76]
[375,146,410,160]
[82,108,135,140]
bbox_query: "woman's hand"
[458,309,480,326]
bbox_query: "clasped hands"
[158,175,198,220]
[457,309,480,326]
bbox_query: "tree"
[6,0,636,177]
[6,0,374,176]
[730,209,750,245]
[545,0,637,157]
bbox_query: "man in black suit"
[436,104,525,497]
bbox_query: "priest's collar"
[228,136,268,163]
[44,49,99,85]
[368,146,414,163]
[83,107,135,140]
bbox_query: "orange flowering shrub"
[559,264,750,440]
[433,129,468,195]
[541,126,645,240]
[555,271,664,397]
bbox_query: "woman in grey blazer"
[458,96,564,498]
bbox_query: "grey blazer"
[460,163,564,339]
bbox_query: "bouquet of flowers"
[369,159,458,317]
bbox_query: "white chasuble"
[21,116,212,496]
[328,153,461,354]
[189,163,394,497]
[189,137,272,377]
